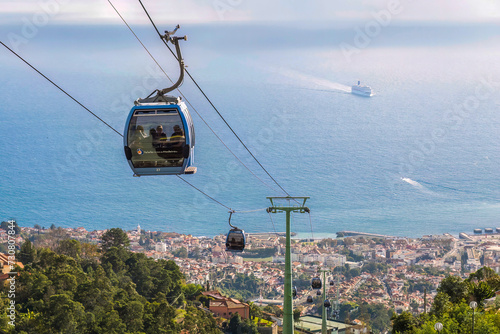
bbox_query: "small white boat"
[351,81,373,97]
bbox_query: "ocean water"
[1,23,500,238]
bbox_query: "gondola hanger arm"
[159,25,187,96]
[228,210,237,229]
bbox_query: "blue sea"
[1,22,500,238]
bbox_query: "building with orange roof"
[0,253,24,274]
[202,291,250,319]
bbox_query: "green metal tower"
[267,196,310,334]
[318,269,329,334]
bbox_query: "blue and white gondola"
[123,25,196,176]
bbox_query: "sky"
[0,0,499,26]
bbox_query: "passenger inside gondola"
[226,229,245,251]
[155,125,167,139]
[228,235,244,247]
[169,125,185,147]
[126,109,189,170]
[153,125,167,145]
[171,125,184,137]
[129,125,147,149]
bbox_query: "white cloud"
[0,0,250,25]
[0,0,499,26]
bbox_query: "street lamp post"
[434,322,443,333]
[470,301,477,334]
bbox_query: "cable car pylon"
[266,196,310,334]
[317,269,330,334]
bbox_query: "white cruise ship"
[351,81,373,97]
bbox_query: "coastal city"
[4,222,500,332]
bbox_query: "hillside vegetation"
[0,228,221,333]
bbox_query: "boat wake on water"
[417,180,500,201]
[400,177,500,201]
[272,67,351,93]
[401,177,436,195]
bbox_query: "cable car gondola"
[324,299,331,308]
[124,25,196,176]
[330,280,334,286]
[225,211,246,252]
[293,286,297,298]
[307,295,313,303]
[311,277,322,290]
[316,289,322,296]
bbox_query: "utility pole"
[267,196,310,334]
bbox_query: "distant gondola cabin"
[226,228,245,252]
[311,277,322,290]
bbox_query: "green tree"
[248,302,262,320]
[183,284,204,301]
[437,275,469,304]
[293,307,302,323]
[318,238,337,248]
[172,247,188,258]
[188,247,203,259]
[228,313,258,334]
[57,239,81,259]
[430,292,452,317]
[391,311,417,334]
[1,220,21,234]
[80,242,100,261]
[44,294,86,333]
[3,235,220,334]
[346,268,361,279]
[468,281,494,307]
[101,228,130,251]
[344,237,355,246]
[19,239,35,264]
[119,300,144,332]
[263,305,283,318]
[101,246,129,273]
[143,301,178,333]
[182,305,221,333]
[228,313,243,333]
[467,266,500,295]
[468,266,496,282]
[99,309,127,334]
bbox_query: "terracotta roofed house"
[202,291,250,319]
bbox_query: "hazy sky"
[1,0,499,26]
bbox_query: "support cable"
[0,41,122,137]
[267,211,279,236]
[308,211,315,240]
[176,175,232,211]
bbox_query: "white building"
[155,242,167,252]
